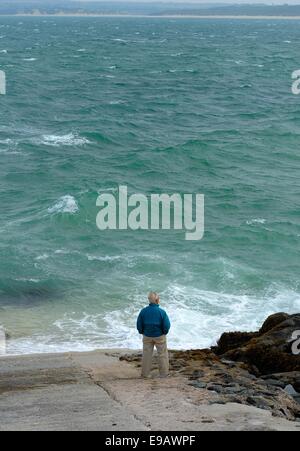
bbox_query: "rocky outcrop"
[121,313,300,421]
[122,346,300,421]
[213,313,300,376]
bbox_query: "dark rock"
[220,359,236,368]
[207,384,224,393]
[263,372,300,393]
[191,370,204,379]
[259,313,290,335]
[213,331,259,356]
[246,396,273,411]
[189,381,207,389]
[215,313,300,381]
[262,379,286,389]
[223,386,243,395]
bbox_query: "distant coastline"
[3,14,300,20]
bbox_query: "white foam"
[41,133,90,147]
[48,195,79,215]
[5,284,300,355]
[87,255,122,262]
[99,286,300,350]
[100,75,115,79]
[246,218,266,225]
[0,137,24,156]
[35,254,50,261]
[15,278,41,283]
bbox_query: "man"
[137,292,171,378]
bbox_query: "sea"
[0,16,299,354]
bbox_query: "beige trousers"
[142,335,169,378]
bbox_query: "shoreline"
[1,14,300,20]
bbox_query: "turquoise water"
[0,17,300,354]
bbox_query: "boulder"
[213,331,258,355]
[213,313,300,384]
[259,312,290,335]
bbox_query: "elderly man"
[137,292,171,378]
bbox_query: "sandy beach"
[0,348,299,431]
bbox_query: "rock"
[223,385,243,395]
[246,396,273,411]
[207,384,224,394]
[213,331,258,356]
[284,385,299,397]
[189,381,207,389]
[192,369,205,378]
[189,369,205,380]
[262,379,286,389]
[214,313,300,380]
[220,359,237,368]
[262,372,300,393]
[123,313,300,421]
[259,313,290,335]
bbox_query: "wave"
[112,39,128,43]
[5,285,300,355]
[41,133,90,147]
[47,195,79,215]
[246,218,267,226]
[87,255,123,262]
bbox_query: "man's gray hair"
[148,292,159,304]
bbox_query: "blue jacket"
[137,304,171,338]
